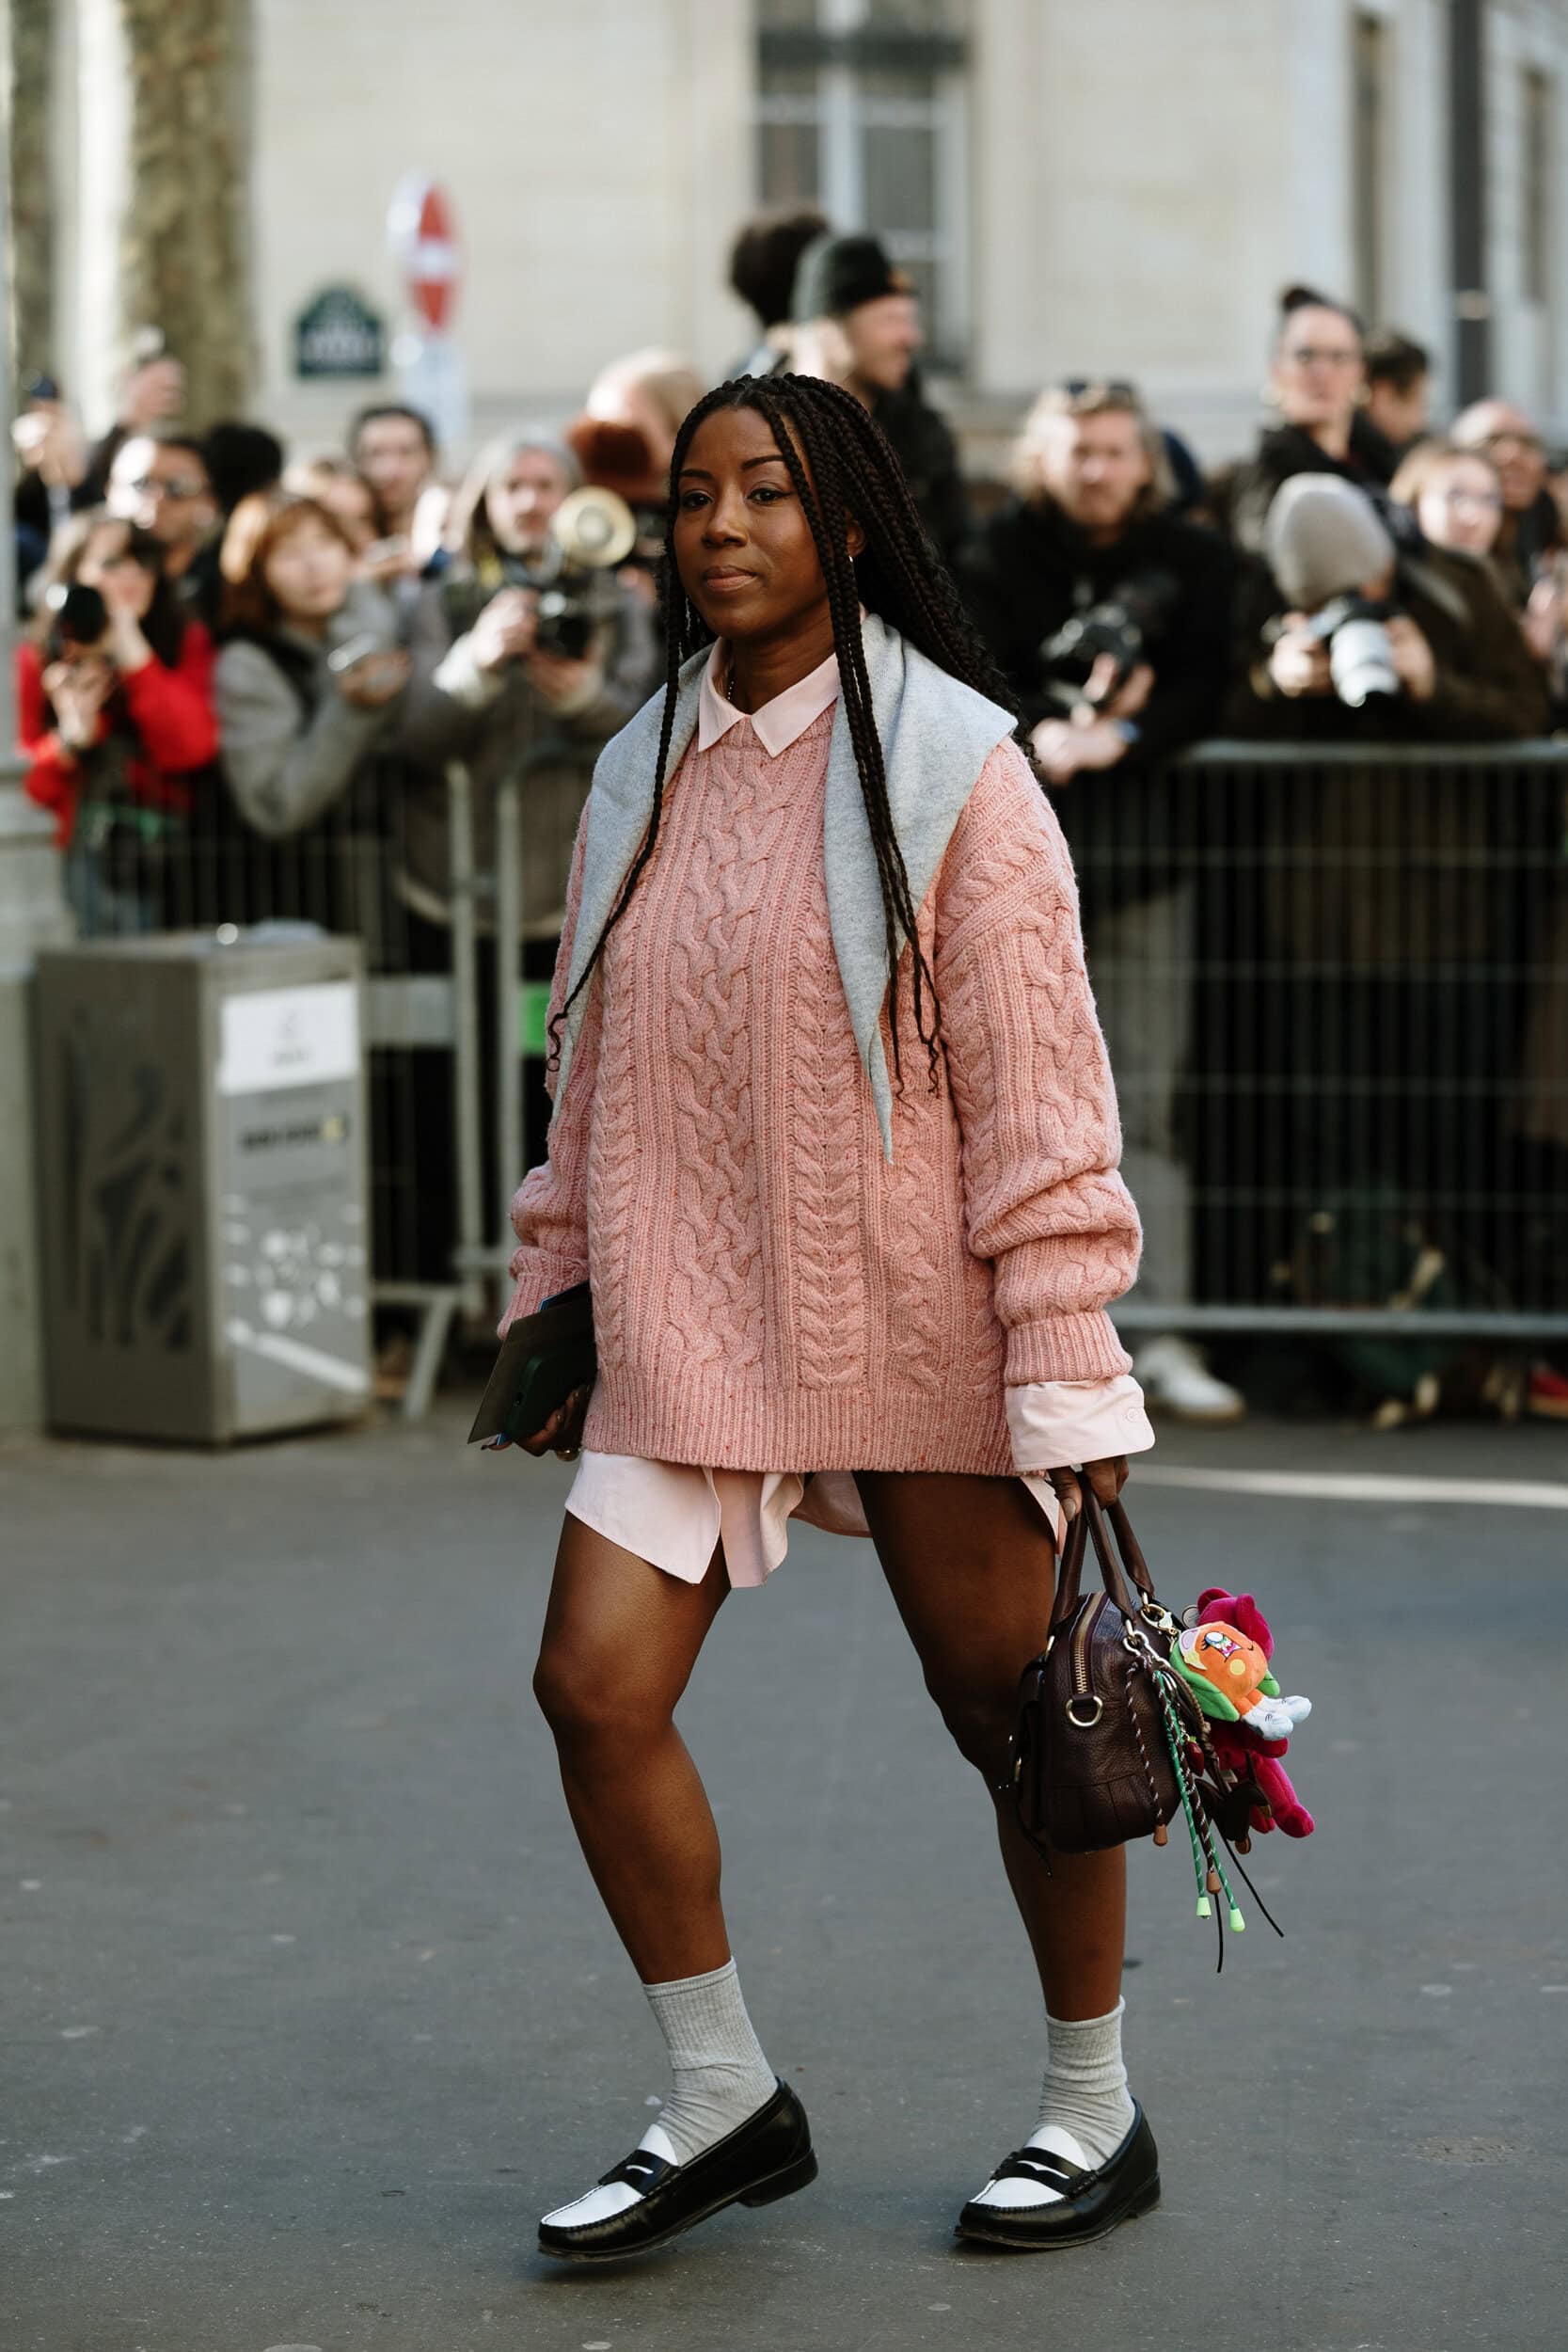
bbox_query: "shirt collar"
[696,637,843,757]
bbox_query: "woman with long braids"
[501,373,1158,2261]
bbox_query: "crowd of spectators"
[10,231,1567,1420]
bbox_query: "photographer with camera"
[962,382,1240,1422]
[399,429,656,936]
[395,431,656,1269]
[1231,472,1546,741]
[1221,473,1552,1341]
[17,510,216,933]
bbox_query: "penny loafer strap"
[601,2148,675,2194]
[988,2148,1088,2194]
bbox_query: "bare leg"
[532,1513,732,1984]
[855,1470,1126,2021]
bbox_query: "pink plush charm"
[1194,1586,1315,1838]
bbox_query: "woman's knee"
[532,1631,672,1756]
[926,1674,1016,1785]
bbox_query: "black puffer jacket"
[959,497,1236,914]
[1211,415,1397,556]
[961,496,1236,752]
[871,376,970,569]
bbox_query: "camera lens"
[52,581,109,644]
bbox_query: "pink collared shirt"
[565,639,1152,1586]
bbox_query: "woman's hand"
[357,536,418,589]
[99,562,154,675]
[528,647,603,709]
[42,656,113,752]
[470,588,538,674]
[1031,716,1130,784]
[1384,613,1436,702]
[1268,614,1332,698]
[1523,574,1562,664]
[337,649,410,708]
[517,1381,593,1461]
[1046,1454,1129,1524]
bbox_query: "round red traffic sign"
[391,178,460,334]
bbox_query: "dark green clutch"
[468,1280,596,1446]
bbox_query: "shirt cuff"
[433,632,505,709]
[1006,1373,1155,1474]
[539,660,606,718]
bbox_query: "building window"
[1351,11,1388,326]
[1523,67,1552,308]
[755,0,970,369]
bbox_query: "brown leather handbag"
[1009,1491,1204,1855]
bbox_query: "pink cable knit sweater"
[502,704,1140,1474]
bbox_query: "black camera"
[46,580,108,652]
[1037,567,1180,711]
[499,486,640,662]
[1299,594,1401,707]
[497,555,598,662]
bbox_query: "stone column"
[0,32,74,1433]
[119,0,252,422]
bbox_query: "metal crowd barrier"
[48,739,1568,1413]
[1074,740,1568,1347]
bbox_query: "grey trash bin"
[33,930,372,1443]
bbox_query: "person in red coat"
[18,509,216,932]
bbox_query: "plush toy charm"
[1173,1621,1311,1744]
[1184,1587,1315,1840]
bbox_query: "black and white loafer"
[955,2104,1160,2250]
[536,2078,817,2264]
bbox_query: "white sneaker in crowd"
[1132,1335,1246,1424]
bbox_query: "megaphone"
[550,485,638,571]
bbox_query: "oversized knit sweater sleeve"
[499,809,597,1334]
[934,739,1140,1385]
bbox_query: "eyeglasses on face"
[1434,485,1503,512]
[1280,345,1362,368]
[1480,432,1544,457]
[1055,377,1139,401]
[126,474,206,501]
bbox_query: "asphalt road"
[2,1401,1565,2352]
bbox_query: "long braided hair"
[556,372,1020,1089]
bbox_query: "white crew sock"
[1034,1999,1135,2166]
[637,1959,778,2167]
[970,1998,1137,2213]
[539,1959,779,2232]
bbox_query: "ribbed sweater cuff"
[1005,1309,1132,1385]
[498,1248,587,1338]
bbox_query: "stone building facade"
[35,0,1568,467]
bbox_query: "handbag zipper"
[1069,1593,1105,1702]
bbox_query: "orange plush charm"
[1172,1623,1312,1745]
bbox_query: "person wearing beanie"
[1261,471,1398,611]
[1233,471,1545,739]
[784,229,971,565]
[726,205,830,378]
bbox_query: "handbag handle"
[1044,1502,1089,1634]
[1045,1488,1161,1633]
[1104,1497,1157,1604]
[1081,1489,1145,1623]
